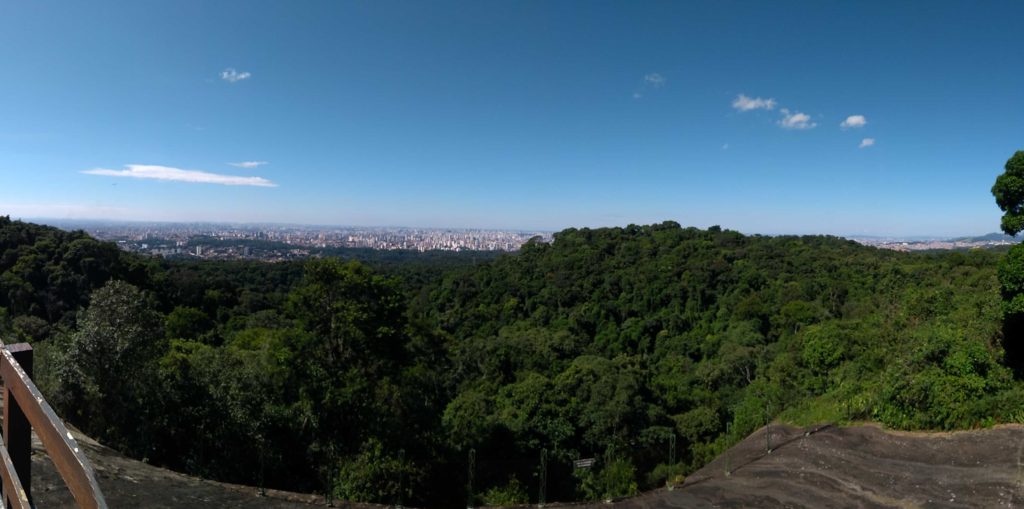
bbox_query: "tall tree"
[992,150,1024,369]
[993,151,1024,236]
[286,259,414,501]
[58,280,164,452]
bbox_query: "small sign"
[573,458,596,469]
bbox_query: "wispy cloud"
[82,164,277,187]
[644,73,666,87]
[732,94,777,112]
[841,115,868,129]
[859,138,875,148]
[228,161,268,168]
[220,68,251,83]
[722,143,729,150]
[633,72,666,99]
[778,109,817,129]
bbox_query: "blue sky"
[1,1,1022,236]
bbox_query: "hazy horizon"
[10,214,1017,242]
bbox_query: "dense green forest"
[0,215,1021,507]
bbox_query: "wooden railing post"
[2,343,32,506]
[0,341,105,508]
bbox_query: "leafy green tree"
[165,306,214,341]
[12,314,50,341]
[480,477,529,506]
[334,438,416,503]
[992,150,1024,368]
[153,329,300,484]
[992,151,1024,236]
[57,280,164,453]
[286,259,434,502]
[574,456,638,501]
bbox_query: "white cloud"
[228,161,268,168]
[82,164,277,187]
[778,109,817,129]
[644,73,666,87]
[859,138,875,148]
[220,68,252,83]
[732,94,777,112]
[840,115,868,129]
[632,92,643,100]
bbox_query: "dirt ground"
[24,422,1024,508]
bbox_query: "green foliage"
[0,216,143,325]
[874,323,1010,429]
[672,406,719,444]
[992,151,1024,236]
[993,151,1024,372]
[334,438,415,504]
[57,280,164,454]
[999,244,1024,326]
[421,223,1016,501]
[479,477,529,506]
[574,456,638,501]
[799,322,848,393]
[12,314,50,342]
[645,462,685,487]
[2,217,1022,507]
[165,306,213,341]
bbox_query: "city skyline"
[10,218,1011,266]
[14,215,1021,242]
[2,1,1023,236]
[31,219,554,259]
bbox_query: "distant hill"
[950,232,1020,243]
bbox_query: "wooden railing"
[0,342,107,509]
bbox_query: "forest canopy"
[0,215,1020,507]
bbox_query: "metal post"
[397,449,405,509]
[326,463,336,507]
[467,448,476,509]
[725,422,731,477]
[668,434,676,466]
[538,448,547,507]
[258,444,266,497]
[666,433,677,489]
[3,344,32,506]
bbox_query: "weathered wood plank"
[2,343,32,506]
[0,436,31,509]
[0,346,107,509]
